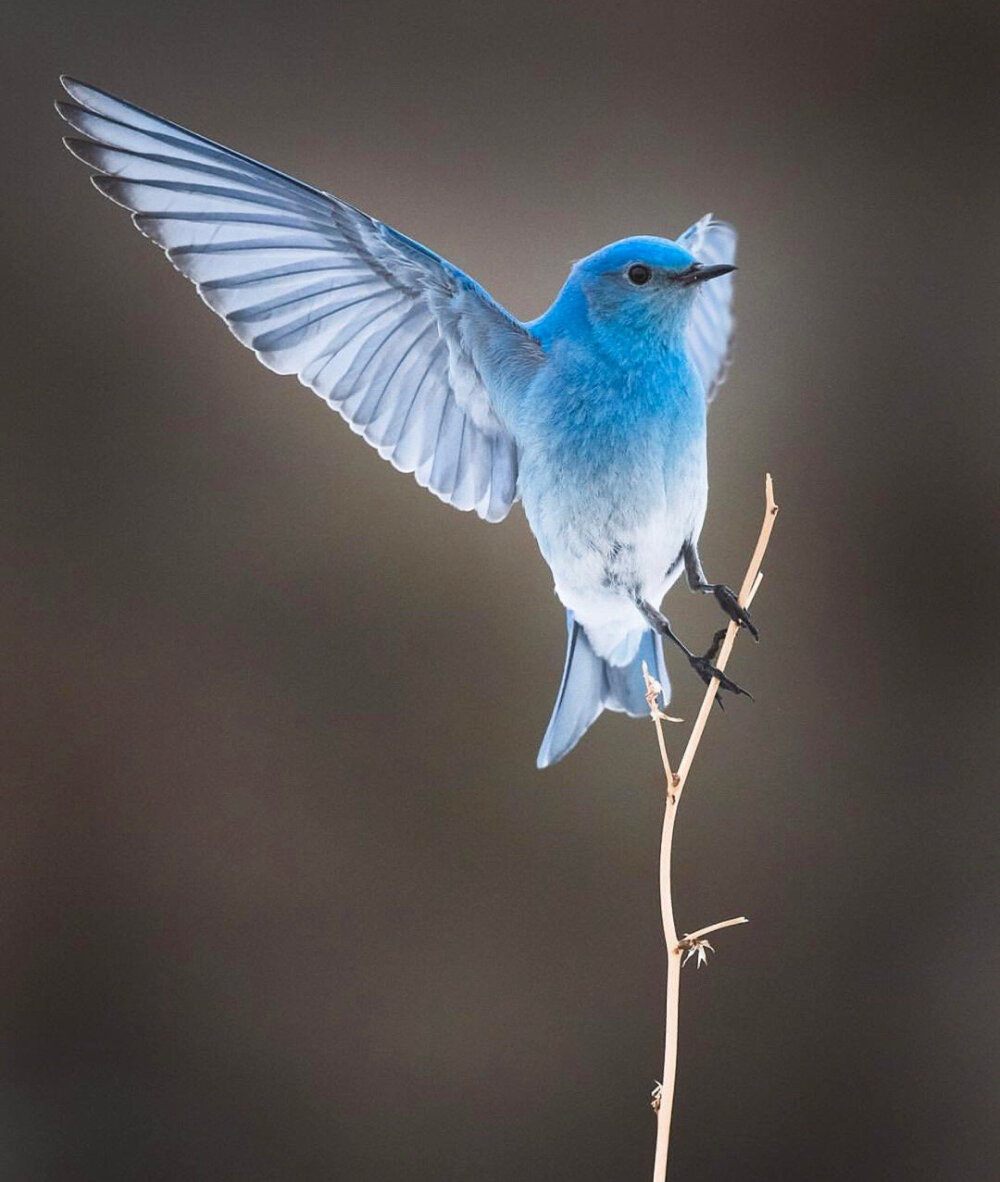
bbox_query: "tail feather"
[604,628,669,716]
[536,612,670,769]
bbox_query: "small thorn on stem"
[679,938,714,968]
[676,916,749,966]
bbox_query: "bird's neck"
[573,326,702,410]
[533,333,705,460]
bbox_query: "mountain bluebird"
[57,78,755,768]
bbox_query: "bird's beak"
[681,262,737,286]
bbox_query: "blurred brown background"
[3,1,998,1179]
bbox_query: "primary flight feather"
[57,77,751,768]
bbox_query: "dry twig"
[645,474,779,1182]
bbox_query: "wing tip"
[89,173,134,210]
[53,98,79,124]
[479,496,511,524]
[681,213,738,255]
[62,136,98,166]
[59,76,94,106]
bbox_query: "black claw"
[689,654,753,702]
[713,584,759,641]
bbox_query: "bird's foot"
[711,583,759,641]
[688,651,752,709]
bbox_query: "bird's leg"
[703,627,729,666]
[635,598,751,705]
[683,541,759,640]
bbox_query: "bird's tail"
[536,612,670,768]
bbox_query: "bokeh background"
[4,2,998,1179]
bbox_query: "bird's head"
[542,236,735,351]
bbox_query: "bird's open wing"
[57,78,540,522]
[678,215,737,403]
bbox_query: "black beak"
[680,262,737,286]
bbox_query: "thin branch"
[642,665,680,800]
[678,916,749,949]
[675,474,778,791]
[645,474,779,1182]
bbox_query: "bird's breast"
[514,346,708,590]
[518,411,707,594]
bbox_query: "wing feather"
[678,215,737,403]
[58,78,540,520]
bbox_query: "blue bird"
[57,78,754,768]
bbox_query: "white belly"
[533,437,708,664]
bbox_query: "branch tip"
[680,912,751,940]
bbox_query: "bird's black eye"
[626,263,652,286]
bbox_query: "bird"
[56,76,755,769]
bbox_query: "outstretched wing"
[678,215,737,403]
[57,78,540,522]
